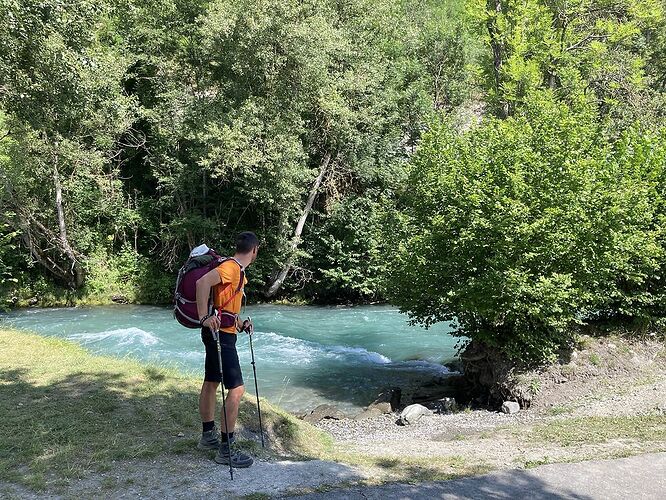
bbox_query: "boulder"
[427,397,457,414]
[368,387,401,413]
[501,401,520,414]
[353,406,386,420]
[398,404,433,425]
[302,404,345,423]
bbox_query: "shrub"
[386,92,666,364]
[302,196,391,303]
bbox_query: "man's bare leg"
[220,385,245,433]
[199,380,218,422]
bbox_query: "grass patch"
[588,353,602,366]
[0,328,332,490]
[330,450,492,482]
[523,457,554,469]
[547,404,574,416]
[530,415,666,447]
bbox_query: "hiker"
[195,231,259,468]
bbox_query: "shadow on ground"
[283,452,666,500]
[282,468,594,499]
[0,365,364,495]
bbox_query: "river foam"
[66,327,159,346]
[253,330,448,375]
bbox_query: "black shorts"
[201,328,244,389]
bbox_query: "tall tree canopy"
[0,0,472,305]
[385,0,666,365]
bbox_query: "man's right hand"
[202,315,220,331]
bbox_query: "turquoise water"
[0,304,459,413]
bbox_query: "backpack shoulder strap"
[231,258,245,292]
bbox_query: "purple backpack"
[173,245,237,329]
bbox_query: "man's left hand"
[241,318,254,335]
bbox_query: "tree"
[0,0,474,304]
[470,0,664,126]
[386,93,666,364]
[116,0,449,295]
[0,0,137,288]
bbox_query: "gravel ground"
[315,409,535,444]
[0,457,371,499]
[312,337,666,465]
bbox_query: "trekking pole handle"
[242,316,254,335]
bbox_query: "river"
[0,304,459,414]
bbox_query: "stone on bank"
[398,404,433,425]
[501,401,520,414]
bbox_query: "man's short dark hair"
[236,231,259,254]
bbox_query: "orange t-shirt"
[212,259,247,334]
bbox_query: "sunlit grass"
[530,415,666,447]
[0,328,332,490]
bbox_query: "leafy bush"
[301,195,391,303]
[386,92,666,364]
[83,245,175,305]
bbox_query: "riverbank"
[1,283,378,310]
[1,328,664,498]
[0,328,334,495]
[312,333,666,476]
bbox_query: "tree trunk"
[53,162,84,287]
[266,152,332,297]
[487,0,509,118]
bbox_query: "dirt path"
[0,456,371,499]
[284,452,666,500]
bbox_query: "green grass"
[530,415,666,447]
[0,328,332,490]
[523,457,554,469]
[547,404,575,416]
[328,449,493,483]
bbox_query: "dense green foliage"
[386,0,666,364]
[0,0,473,306]
[470,0,665,124]
[387,96,666,362]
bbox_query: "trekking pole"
[245,317,265,448]
[213,329,234,480]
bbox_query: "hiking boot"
[214,440,254,468]
[197,426,220,450]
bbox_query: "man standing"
[195,231,259,468]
